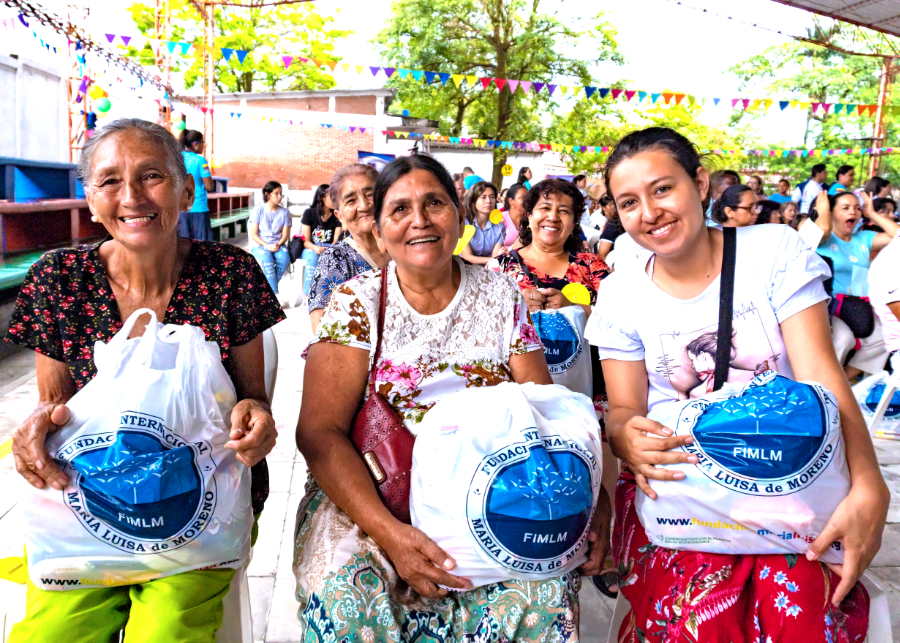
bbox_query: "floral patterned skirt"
[292,480,582,642]
[612,470,869,643]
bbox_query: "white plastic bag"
[410,381,602,588]
[529,307,592,399]
[636,371,849,564]
[852,370,900,440]
[23,308,253,590]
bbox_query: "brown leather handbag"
[350,267,416,524]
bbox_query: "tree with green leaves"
[729,20,900,185]
[126,0,349,93]
[375,0,623,185]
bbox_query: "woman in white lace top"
[293,154,611,641]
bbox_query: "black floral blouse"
[6,239,286,514]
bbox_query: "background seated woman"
[300,184,342,297]
[249,180,292,298]
[459,180,505,264]
[5,118,283,643]
[710,183,760,227]
[307,163,390,331]
[294,153,610,642]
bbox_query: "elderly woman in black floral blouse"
[4,118,284,643]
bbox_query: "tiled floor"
[0,294,897,640]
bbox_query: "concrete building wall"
[0,55,67,162]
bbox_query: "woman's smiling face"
[608,149,709,257]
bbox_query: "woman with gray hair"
[307,163,390,330]
[4,118,283,641]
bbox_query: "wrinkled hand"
[578,488,612,576]
[611,415,697,500]
[380,523,472,599]
[523,288,546,314]
[538,288,571,310]
[807,478,888,605]
[226,399,277,467]
[13,402,71,490]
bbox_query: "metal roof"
[774,0,900,38]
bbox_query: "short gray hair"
[329,163,378,205]
[78,118,187,190]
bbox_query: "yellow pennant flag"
[355,65,364,74]
[473,139,486,147]
[192,42,205,55]
[571,87,583,97]
[790,100,800,109]
[800,102,810,110]
[451,74,464,87]
[687,95,696,106]
[465,75,477,87]
[208,47,220,58]
[763,99,773,111]
[397,132,409,138]
[341,63,351,73]
[560,86,569,96]
[751,99,761,110]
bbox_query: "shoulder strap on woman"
[509,249,544,289]
[369,267,389,396]
[713,227,737,391]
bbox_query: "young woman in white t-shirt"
[586,127,888,641]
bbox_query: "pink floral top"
[310,258,543,432]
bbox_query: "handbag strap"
[713,227,737,392]
[369,266,390,397]
[509,249,545,289]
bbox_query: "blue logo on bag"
[530,311,583,375]
[55,411,217,553]
[467,430,597,573]
[678,372,838,497]
[863,382,900,419]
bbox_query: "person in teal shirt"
[827,164,855,196]
[768,179,793,204]
[179,130,215,241]
[811,190,899,378]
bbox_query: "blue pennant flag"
[438,73,451,85]
[424,71,437,83]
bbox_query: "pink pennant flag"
[731,98,739,109]
[520,80,532,93]
[611,89,623,99]
[282,56,293,68]
[821,103,832,114]
[811,102,821,113]
[741,98,750,110]
[624,90,636,101]
[507,79,520,93]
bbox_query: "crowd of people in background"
[7,116,896,642]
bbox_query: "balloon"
[172,121,186,131]
[96,109,109,119]
[87,85,107,99]
[94,97,111,112]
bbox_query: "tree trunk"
[452,96,466,137]
[492,57,510,186]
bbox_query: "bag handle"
[713,227,737,392]
[509,249,545,290]
[369,266,390,397]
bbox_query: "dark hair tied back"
[180,129,203,150]
[605,127,709,215]
[518,179,585,253]
[372,153,459,224]
[711,184,754,223]
[262,180,281,203]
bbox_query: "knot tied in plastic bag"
[637,371,850,563]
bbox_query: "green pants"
[8,567,236,643]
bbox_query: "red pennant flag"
[662,92,674,104]
[674,93,685,105]
[624,90,636,101]
[493,78,506,91]
[812,102,821,113]
[480,78,492,90]
[821,103,832,114]
[868,105,878,116]
[611,89,623,99]
[857,105,866,115]
[741,98,750,110]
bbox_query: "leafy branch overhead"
[375,0,623,184]
[126,0,349,93]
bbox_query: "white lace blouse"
[309,258,543,432]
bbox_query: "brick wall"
[213,117,376,190]
[335,96,377,115]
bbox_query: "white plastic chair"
[866,357,900,439]
[606,571,891,643]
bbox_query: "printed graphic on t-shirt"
[655,303,781,400]
[313,228,334,244]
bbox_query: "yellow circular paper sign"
[501,164,514,177]
[562,283,591,305]
[489,209,503,224]
[454,225,476,255]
